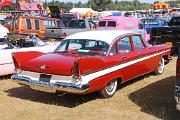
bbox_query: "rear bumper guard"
[11,74,89,94]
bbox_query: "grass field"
[0,57,179,120]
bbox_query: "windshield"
[55,39,109,56]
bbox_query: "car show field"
[0,57,179,120]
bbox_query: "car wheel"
[99,79,118,98]
[154,57,165,75]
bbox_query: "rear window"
[99,21,106,27]
[107,21,116,27]
[68,20,86,28]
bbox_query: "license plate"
[165,42,172,45]
[39,74,51,83]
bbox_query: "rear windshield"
[67,20,86,28]
[55,39,109,56]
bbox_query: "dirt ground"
[0,57,179,120]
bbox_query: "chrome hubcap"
[158,58,164,73]
[105,81,115,92]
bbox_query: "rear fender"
[78,57,123,92]
[12,51,43,69]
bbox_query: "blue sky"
[58,0,172,3]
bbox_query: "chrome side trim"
[11,74,89,94]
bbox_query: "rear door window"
[132,35,144,50]
[118,37,132,54]
[26,18,32,29]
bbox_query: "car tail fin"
[12,51,43,69]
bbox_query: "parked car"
[0,35,59,76]
[11,30,171,98]
[96,16,141,30]
[45,19,95,40]
[96,16,150,41]
[4,14,63,40]
[140,17,168,34]
[150,16,180,54]
[175,48,180,111]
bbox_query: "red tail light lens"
[72,60,81,82]
[12,55,19,69]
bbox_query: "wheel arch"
[162,54,169,65]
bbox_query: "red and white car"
[11,30,171,98]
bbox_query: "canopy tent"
[154,2,170,10]
[69,8,95,17]
[0,0,15,7]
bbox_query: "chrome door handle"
[121,56,127,59]
[138,52,143,54]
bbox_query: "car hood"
[21,53,79,76]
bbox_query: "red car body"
[11,30,171,98]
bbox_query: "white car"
[0,36,59,76]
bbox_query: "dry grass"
[0,57,179,120]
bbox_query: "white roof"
[65,30,137,44]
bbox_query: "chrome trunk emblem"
[40,65,46,69]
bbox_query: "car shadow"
[4,73,155,108]
[129,76,180,120]
[5,86,99,108]
[0,75,11,80]
[4,73,153,108]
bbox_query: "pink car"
[96,16,150,41]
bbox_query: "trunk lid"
[21,53,79,76]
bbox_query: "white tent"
[69,8,95,15]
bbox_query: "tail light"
[12,55,19,69]
[72,59,81,82]
[12,55,22,74]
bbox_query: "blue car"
[140,18,168,34]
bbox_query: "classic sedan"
[11,30,171,98]
[0,36,59,76]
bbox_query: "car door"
[116,35,142,81]
[105,35,139,82]
[130,35,156,75]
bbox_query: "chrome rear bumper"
[11,74,89,94]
